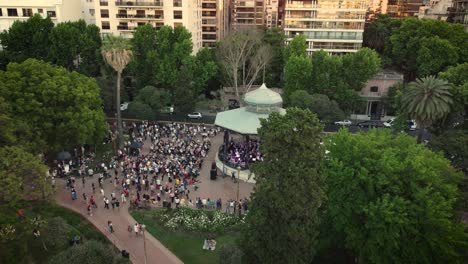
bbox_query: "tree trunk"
[116,71,124,149]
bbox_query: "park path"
[55,130,254,264]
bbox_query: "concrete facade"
[283,0,367,55]
[0,0,85,32]
[351,69,404,121]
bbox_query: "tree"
[429,129,468,173]
[241,108,325,263]
[174,66,197,113]
[155,25,193,91]
[323,129,467,263]
[49,240,129,264]
[401,76,453,143]
[341,48,381,91]
[131,24,158,89]
[284,55,312,99]
[128,86,170,119]
[49,21,83,71]
[101,35,133,149]
[284,34,307,61]
[363,15,402,55]
[219,244,244,264]
[289,90,345,122]
[77,24,102,77]
[0,146,52,205]
[0,14,53,63]
[263,27,285,87]
[387,18,468,80]
[0,59,107,155]
[186,48,218,96]
[217,30,272,101]
[310,50,343,95]
[0,97,15,146]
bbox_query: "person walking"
[100,188,105,197]
[90,196,97,208]
[121,192,126,203]
[108,221,114,233]
[92,183,96,193]
[134,223,139,237]
[82,193,87,202]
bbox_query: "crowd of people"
[220,139,262,169]
[59,121,253,242]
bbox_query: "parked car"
[187,112,202,119]
[120,102,129,111]
[384,118,417,130]
[334,119,352,126]
[161,105,174,114]
[357,120,383,128]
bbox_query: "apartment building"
[265,0,280,27]
[202,0,229,47]
[386,0,424,17]
[230,0,266,30]
[418,0,453,20]
[0,0,84,32]
[284,0,367,54]
[94,0,203,53]
[451,0,468,29]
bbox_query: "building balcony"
[115,1,163,7]
[116,14,164,19]
[117,25,137,31]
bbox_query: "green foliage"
[284,34,307,61]
[131,24,158,88]
[77,24,102,77]
[155,25,193,90]
[387,18,468,79]
[43,217,73,251]
[363,15,401,55]
[323,129,467,263]
[439,63,468,113]
[0,59,107,154]
[49,240,128,264]
[128,101,154,120]
[401,76,453,130]
[341,48,381,91]
[49,21,82,71]
[128,85,171,119]
[429,128,468,172]
[185,48,218,96]
[289,90,345,122]
[219,244,244,264]
[0,96,15,145]
[174,67,197,113]
[284,55,312,98]
[0,146,52,205]
[310,50,343,94]
[241,108,324,263]
[0,14,54,62]
[263,27,285,87]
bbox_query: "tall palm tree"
[401,76,453,143]
[101,36,132,149]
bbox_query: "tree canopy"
[289,90,345,122]
[0,59,107,154]
[241,108,325,263]
[323,129,467,263]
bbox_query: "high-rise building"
[0,0,85,32]
[386,0,424,17]
[94,0,203,53]
[284,0,367,54]
[265,0,280,27]
[450,0,468,29]
[202,0,229,47]
[230,0,266,30]
[418,0,453,21]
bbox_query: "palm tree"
[401,76,453,143]
[101,36,132,149]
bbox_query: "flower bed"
[152,207,244,234]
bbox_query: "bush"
[49,240,129,264]
[219,244,243,264]
[154,207,243,233]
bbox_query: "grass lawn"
[0,202,110,264]
[131,210,238,264]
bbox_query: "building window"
[100,1,108,6]
[37,9,43,14]
[22,8,33,17]
[174,11,182,19]
[101,9,109,18]
[370,86,379,92]
[174,22,183,27]
[89,9,95,16]
[173,0,182,7]
[0,9,2,16]
[101,21,110,30]
[7,8,18,17]
[47,11,56,17]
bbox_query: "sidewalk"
[56,184,182,264]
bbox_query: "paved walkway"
[55,131,254,264]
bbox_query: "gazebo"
[215,83,285,135]
[214,83,285,182]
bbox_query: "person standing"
[108,221,114,233]
[134,223,139,236]
[121,192,126,203]
[92,183,96,193]
[83,193,87,202]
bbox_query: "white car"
[120,102,129,111]
[383,118,395,128]
[334,120,352,126]
[187,112,202,119]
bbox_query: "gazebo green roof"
[215,107,286,135]
[244,83,282,105]
[215,83,285,135]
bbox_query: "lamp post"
[141,224,147,264]
[236,165,241,208]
